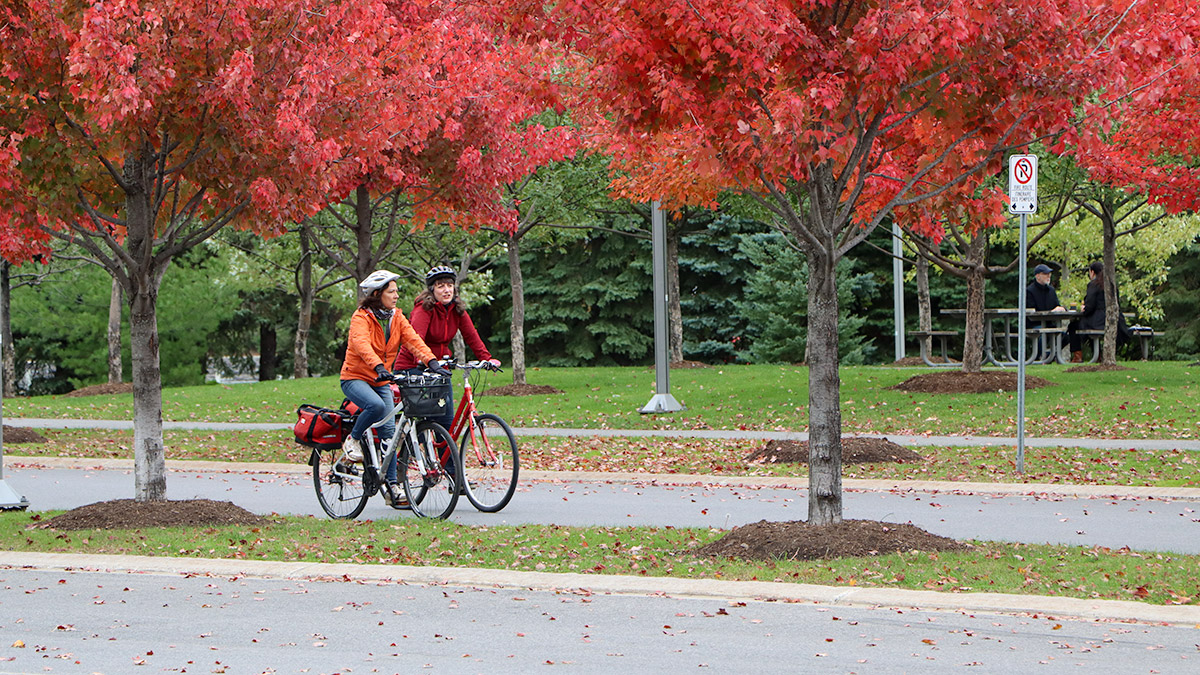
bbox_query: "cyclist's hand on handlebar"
[485,358,502,372]
[424,358,451,377]
[374,364,394,382]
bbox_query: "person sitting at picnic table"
[1025,263,1065,326]
[1065,260,1131,362]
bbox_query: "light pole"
[639,201,685,414]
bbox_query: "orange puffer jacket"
[340,308,435,383]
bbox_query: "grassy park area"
[6,363,1197,487]
[5,362,1198,438]
[4,363,1197,605]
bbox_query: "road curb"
[9,455,1200,501]
[2,551,1197,627]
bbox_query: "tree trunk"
[959,233,989,374]
[293,226,313,379]
[108,276,123,384]
[259,324,277,381]
[507,233,527,385]
[666,223,683,363]
[915,252,932,358]
[354,184,374,283]
[1101,210,1119,366]
[451,333,466,363]
[804,242,843,526]
[961,269,987,373]
[124,147,169,502]
[128,269,167,502]
[1,261,15,398]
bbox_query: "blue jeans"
[341,379,398,482]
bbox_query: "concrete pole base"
[0,479,29,510]
[638,394,686,414]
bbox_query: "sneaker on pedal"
[343,435,364,463]
[384,482,409,509]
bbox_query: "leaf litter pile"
[35,499,265,531]
[748,438,923,464]
[697,519,968,561]
[890,371,1055,394]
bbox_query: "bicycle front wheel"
[459,413,519,513]
[400,421,459,519]
[312,449,369,520]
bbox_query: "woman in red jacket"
[341,270,447,507]
[394,266,501,430]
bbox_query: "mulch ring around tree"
[890,371,1055,394]
[1065,363,1134,373]
[65,382,135,397]
[481,384,564,396]
[4,425,48,444]
[748,438,922,465]
[670,360,711,369]
[695,519,969,562]
[32,499,266,531]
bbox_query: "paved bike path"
[8,417,1200,451]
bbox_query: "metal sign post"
[639,201,685,414]
[892,222,906,361]
[1009,154,1038,474]
[0,331,29,510]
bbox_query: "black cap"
[1033,264,1052,274]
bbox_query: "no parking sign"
[1008,154,1038,214]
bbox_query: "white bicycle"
[311,372,460,519]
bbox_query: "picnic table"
[933,308,1081,367]
[918,308,1161,367]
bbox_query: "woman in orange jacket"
[340,270,449,506]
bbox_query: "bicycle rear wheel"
[312,449,369,520]
[400,421,459,519]
[458,413,519,513]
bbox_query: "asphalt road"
[4,460,1200,673]
[2,565,1198,675]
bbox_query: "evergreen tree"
[737,232,880,365]
[1157,239,1200,360]
[490,227,652,366]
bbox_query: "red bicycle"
[446,361,519,512]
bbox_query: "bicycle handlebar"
[447,360,503,373]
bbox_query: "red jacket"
[394,301,492,369]
[340,308,435,382]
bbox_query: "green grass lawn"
[4,362,1198,439]
[3,511,1196,606]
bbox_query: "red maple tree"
[0,0,567,501]
[1054,1,1200,363]
[526,0,1175,524]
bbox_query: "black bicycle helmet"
[425,265,456,286]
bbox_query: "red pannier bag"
[293,404,352,450]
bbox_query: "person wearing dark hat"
[1026,263,1065,316]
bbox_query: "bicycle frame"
[332,382,436,491]
[447,362,491,465]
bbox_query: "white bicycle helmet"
[359,269,401,293]
[425,265,456,286]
